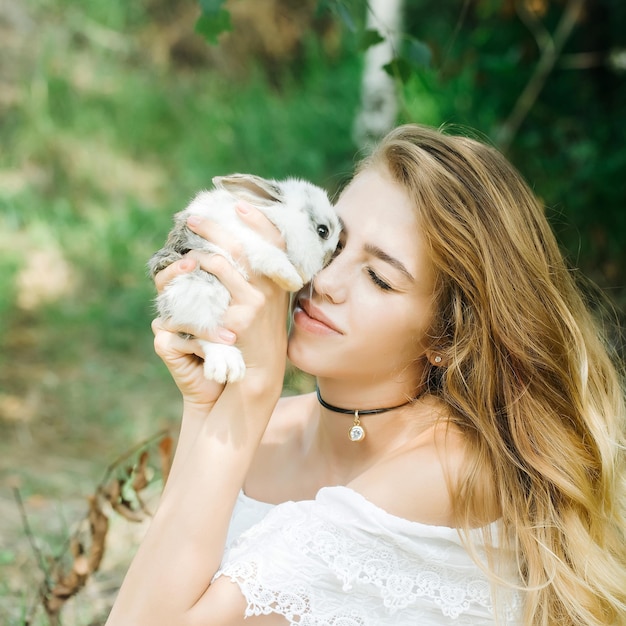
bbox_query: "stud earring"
[434,355,442,364]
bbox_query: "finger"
[234,201,284,250]
[152,318,202,359]
[187,207,284,253]
[152,317,237,347]
[154,257,197,293]
[187,250,261,306]
[186,216,248,267]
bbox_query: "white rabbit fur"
[147,173,340,384]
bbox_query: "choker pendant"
[315,386,416,443]
[349,411,366,442]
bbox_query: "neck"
[308,379,429,468]
[309,402,426,482]
[316,386,413,415]
[315,378,417,413]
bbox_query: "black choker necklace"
[315,386,414,442]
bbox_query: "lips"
[294,298,343,334]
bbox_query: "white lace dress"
[216,486,522,625]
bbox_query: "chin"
[287,340,316,375]
[287,338,337,378]
[288,340,379,382]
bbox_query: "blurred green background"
[1,0,624,623]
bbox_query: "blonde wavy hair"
[364,124,626,625]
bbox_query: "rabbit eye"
[317,224,330,240]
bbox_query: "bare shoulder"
[243,392,317,502]
[260,391,317,445]
[351,397,499,528]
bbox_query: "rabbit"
[148,173,341,384]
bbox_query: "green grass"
[0,2,362,622]
[4,2,624,622]
[0,1,361,378]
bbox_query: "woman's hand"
[109,204,292,625]
[151,203,289,412]
[151,309,225,412]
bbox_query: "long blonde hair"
[365,124,626,625]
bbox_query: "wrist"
[182,399,215,421]
[239,366,285,405]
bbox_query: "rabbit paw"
[250,251,303,291]
[263,261,303,290]
[270,272,304,291]
[200,341,246,383]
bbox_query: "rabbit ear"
[213,174,282,207]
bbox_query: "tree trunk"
[353,0,404,149]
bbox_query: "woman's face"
[288,166,436,391]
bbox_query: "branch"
[99,428,170,486]
[440,0,472,74]
[13,487,55,624]
[14,430,173,624]
[12,487,52,587]
[495,0,586,152]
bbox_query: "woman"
[106,125,626,625]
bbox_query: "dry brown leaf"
[131,450,150,492]
[87,494,109,572]
[34,432,170,620]
[110,498,148,522]
[159,435,173,486]
[101,477,121,503]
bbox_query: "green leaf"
[335,1,357,32]
[199,0,227,15]
[383,57,413,84]
[315,0,333,17]
[315,0,360,31]
[405,37,432,69]
[382,38,432,84]
[359,28,384,51]
[195,10,232,44]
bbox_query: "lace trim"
[217,488,522,624]
[286,514,497,617]
[223,561,368,626]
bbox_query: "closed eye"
[367,268,392,291]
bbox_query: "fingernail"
[187,215,202,227]
[179,258,196,271]
[218,328,236,344]
[236,202,251,215]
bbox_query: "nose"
[312,253,348,303]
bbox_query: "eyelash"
[331,241,393,292]
[367,268,392,291]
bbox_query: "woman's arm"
[152,205,285,500]
[106,207,289,625]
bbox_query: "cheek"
[353,303,426,361]
[357,293,431,338]
[377,319,422,356]
[388,304,434,361]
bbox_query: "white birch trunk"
[352,0,404,149]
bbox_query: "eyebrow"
[339,217,415,282]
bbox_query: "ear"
[425,350,446,367]
[212,174,282,207]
